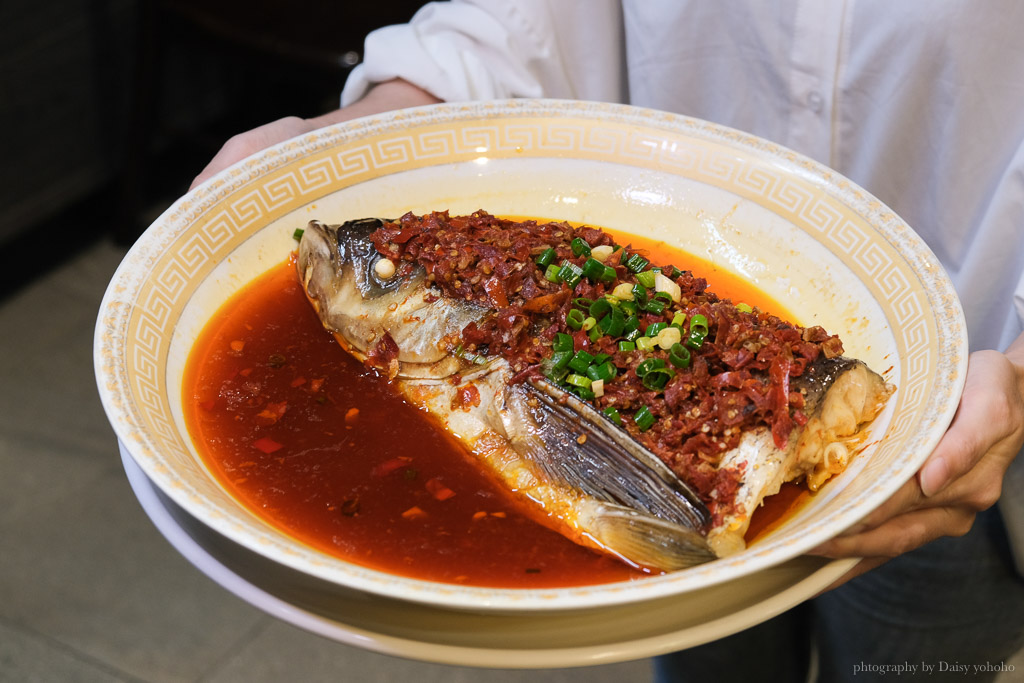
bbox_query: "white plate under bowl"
[95,99,966,613]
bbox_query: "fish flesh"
[707,356,890,555]
[295,215,892,570]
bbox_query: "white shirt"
[343,0,1024,563]
[343,0,1024,354]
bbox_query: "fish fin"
[581,501,717,570]
[503,381,711,532]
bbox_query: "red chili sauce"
[183,229,804,588]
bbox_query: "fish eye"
[374,257,397,280]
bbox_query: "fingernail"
[920,455,949,496]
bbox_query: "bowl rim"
[94,98,968,611]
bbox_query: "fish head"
[297,219,490,379]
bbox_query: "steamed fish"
[296,213,892,569]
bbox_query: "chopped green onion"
[544,264,561,282]
[588,324,603,342]
[573,296,594,310]
[566,308,585,330]
[557,261,584,288]
[631,284,649,308]
[636,336,656,352]
[685,330,706,350]
[619,341,636,352]
[653,291,674,306]
[624,328,642,342]
[634,406,656,431]
[645,321,668,337]
[550,350,573,370]
[601,265,617,284]
[589,297,612,319]
[636,357,666,377]
[581,257,607,282]
[553,332,574,353]
[571,237,591,257]
[587,361,617,382]
[671,312,687,328]
[668,343,691,369]
[592,353,611,364]
[574,387,596,400]
[535,247,557,268]
[454,344,487,365]
[736,302,753,313]
[603,407,622,426]
[542,363,569,382]
[635,271,657,289]
[689,314,709,337]
[641,367,675,391]
[644,299,667,315]
[619,300,638,316]
[625,253,650,273]
[582,316,597,331]
[292,228,305,241]
[568,350,595,374]
[655,325,682,349]
[598,307,625,336]
[566,373,593,390]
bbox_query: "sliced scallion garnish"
[568,350,595,374]
[557,261,584,288]
[553,332,574,353]
[535,247,557,268]
[635,271,656,289]
[689,313,709,337]
[566,308,585,330]
[669,343,691,369]
[634,405,656,431]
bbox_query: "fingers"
[189,116,313,191]
[811,505,975,559]
[838,476,923,538]
[920,350,1023,496]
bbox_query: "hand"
[189,79,442,190]
[190,116,317,190]
[811,340,1024,588]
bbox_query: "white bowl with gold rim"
[95,99,966,613]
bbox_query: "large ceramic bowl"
[95,99,966,613]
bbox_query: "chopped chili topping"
[370,211,843,520]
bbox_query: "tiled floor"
[0,240,651,682]
[4,239,1022,682]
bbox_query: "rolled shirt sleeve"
[341,0,625,105]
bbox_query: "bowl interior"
[95,100,966,612]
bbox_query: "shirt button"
[806,91,824,113]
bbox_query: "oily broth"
[183,259,648,588]
[182,221,810,587]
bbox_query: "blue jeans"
[653,507,1024,682]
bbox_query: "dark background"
[0,0,424,299]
